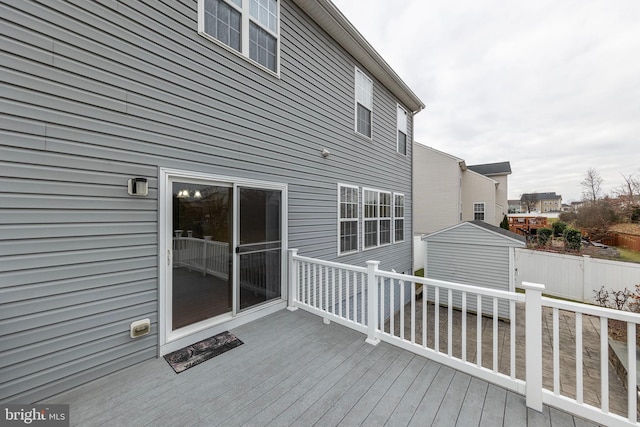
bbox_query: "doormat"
[163,331,243,373]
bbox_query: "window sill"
[362,242,392,252]
[354,131,373,142]
[198,30,281,80]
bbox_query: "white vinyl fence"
[413,235,424,270]
[515,248,640,303]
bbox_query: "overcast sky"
[332,0,640,203]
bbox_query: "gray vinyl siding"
[424,224,520,319]
[0,0,414,403]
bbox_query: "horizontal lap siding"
[0,0,414,403]
[0,150,159,403]
[426,242,511,318]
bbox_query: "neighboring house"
[0,0,424,403]
[413,145,511,234]
[520,192,563,213]
[467,161,511,225]
[508,199,524,213]
[571,201,585,211]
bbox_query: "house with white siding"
[413,144,511,235]
[0,0,424,403]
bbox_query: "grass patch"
[617,247,640,263]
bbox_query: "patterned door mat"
[163,331,243,373]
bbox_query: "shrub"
[594,286,609,307]
[552,221,567,237]
[537,228,552,246]
[629,284,640,312]
[500,214,510,230]
[564,227,582,251]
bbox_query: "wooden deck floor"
[48,309,599,426]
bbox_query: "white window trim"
[362,188,392,251]
[393,192,405,243]
[197,0,281,77]
[397,104,408,155]
[338,183,360,256]
[473,202,485,221]
[354,67,373,140]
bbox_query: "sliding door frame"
[158,168,288,355]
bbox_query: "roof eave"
[292,0,425,113]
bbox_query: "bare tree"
[520,193,538,213]
[615,172,640,222]
[616,172,640,199]
[581,168,603,202]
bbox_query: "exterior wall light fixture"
[127,177,148,196]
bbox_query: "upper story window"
[199,0,279,74]
[338,184,359,255]
[474,202,485,221]
[397,105,408,155]
[355,68,373,138]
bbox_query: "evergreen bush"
[537,228,552,246]
[552,221,567,237]
[500,215,510,230]
[564,227,582,251]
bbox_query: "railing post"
[523,281,545,412]
[287,249,299,311]
[365,260,380,346]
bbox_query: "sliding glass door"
[237,187,282,311]
[171,182,233,330]
[166,173,284,335]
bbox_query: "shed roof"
[422,221,526,246]
[467,162,512,176]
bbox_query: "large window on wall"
[355,68,373,138]
[394,193,405,242]
[199,0,279,74]
[474,202,485,221]
[363,189,391,249]
[338,184,359,255]
[397,105,408,155]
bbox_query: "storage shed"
[421,221,526,319]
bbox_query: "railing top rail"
[542,296,640,323]
[375,270,525,302]
[174,236,228,245]
[292,253,368,273]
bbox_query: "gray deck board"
[46,309,600,426]
[503,391,527,427]
[479,384,507,427]
[431,371,472,427]
[409,365,456,426]
[456,377,489,427]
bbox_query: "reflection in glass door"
[237,187,282,311]
[171,182,232,330]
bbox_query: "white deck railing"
[287,249,640,427]
[174,236,280,298]
[173,236,229,278]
